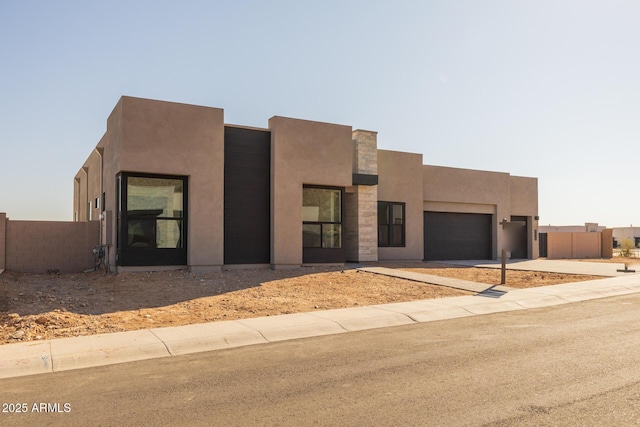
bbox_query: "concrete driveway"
[439,259,636,277]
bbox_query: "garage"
[424,211,493,260]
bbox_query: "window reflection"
[126,177,184,249]
[302,187,342,249]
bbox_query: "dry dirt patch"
[0,263,603,345]
[391,262,604,289]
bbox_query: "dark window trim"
[302,185,345,263]
[302,185,344,249]
[378,201,406,247]
[117,172,188,266]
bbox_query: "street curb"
[2,273,640,380]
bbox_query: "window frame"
[302,185,343,249]
[378,201,406,247]
[117,172,188,266]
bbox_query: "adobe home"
[74,96,539,272]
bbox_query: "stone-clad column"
[346,130,378,262]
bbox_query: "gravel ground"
[0,262,604,345]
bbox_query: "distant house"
[538,223,613,259]
[74,96,539,272]
[608,227,640,248]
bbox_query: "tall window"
[303,187,342,249]
[126,176,185,248]
[118,173,188,266]
[378,201,405,247]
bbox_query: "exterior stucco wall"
[602,229,613,258]
[547,232,573,259]
[509,176,539,258]
[77,96,225,271]
[547,231,602,259]
[509,176,538,215]
[269,116,353,267]
[84,149,102,222]
[540,225,593,233]
[5,220,100,273]
[73,177,80,221]
[573,233,601,258]
[69,96,540,269]
[117,96,225,270]
[423,165,510,258]
[377,150,424,260]
[0,213,6,271]
[422,166,538,259]
[75,168,88,222]
[101,101,123,258]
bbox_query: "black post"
[501,249,506,285]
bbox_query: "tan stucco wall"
[546,232,602,259]
[0,213,6,271]
[118,96,225,270]
[602,229,613,258]
[573,233,601,258]
[269,116,353,267]
[422,166,538,259]
[423,165,509,258]
[5,220,100,273]
[509,176,538,215]
[540,225,592,233]
[547,232,573,258]
[101,101,123,257]
[79,96,225,271]
[73,178,80,221]
[71,97,540,268]
[84,149,102,221]
[510,175,539,258]
[74,168,88,222]
[377,150,424,260]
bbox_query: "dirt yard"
[0,263,604,345]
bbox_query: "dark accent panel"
[302,247,346,263]
[539,233,548,258]
[224,127,271,264]
[121,248,187,266]
[352,173,379,186]
[510,216,529,259]
[424,211,492,260]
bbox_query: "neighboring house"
[538,223,613,259]
[539,223,640,250]
[539,223,606,233]
[610,227,640,248]
[74,96,539,272]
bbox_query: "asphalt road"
[3,294,640,426]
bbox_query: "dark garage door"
[424,211,492,260]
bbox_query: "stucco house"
[73,96,539,272]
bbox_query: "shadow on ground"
[0,266,356,317]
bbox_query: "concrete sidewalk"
[357,266,515,294]
[438,259,635,277]
[2,265,640,380]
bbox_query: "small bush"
[620,238,635,258]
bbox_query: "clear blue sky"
[1,1,639,227]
